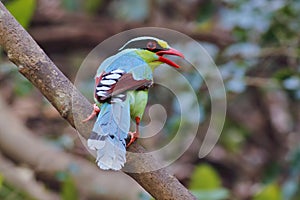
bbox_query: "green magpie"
[83,36,184,170]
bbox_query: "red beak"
[156,47,184,68]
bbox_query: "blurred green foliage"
[218,1,299,199]
[57,171,79,200]
[0,174,3,189]
[220,122,248,153]
[5,0,36,29]
[189,164,222,189]
[61,174,78,200]
[196,1,216,23]
[253,183,282,200]
[0,181,33,200]
[62,0,103,13]
[189,164,230,200]
[219,0,300,98]
[84,0,103,14]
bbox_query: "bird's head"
[119,36,184,69]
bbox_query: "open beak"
[156,47,184,68]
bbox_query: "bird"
[83,36,184,170]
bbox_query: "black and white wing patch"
[95,69,126,103]
[95,69,153,104]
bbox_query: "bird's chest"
[127,90,149,119]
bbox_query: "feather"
[108,73,152,98]
[111,69,125,74]
[105,73,122,79]
[95,72,152,103]
[96,91,107,97]
[100,79,116,85]
[88,102,130,170]
[96,86,110,91]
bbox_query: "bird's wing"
[87,100,130,170]
[95,69,152,103]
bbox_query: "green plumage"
[128,90,148,120]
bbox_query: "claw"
[82,104,100,122]
[126,132,139,147]
[126,116,141,147]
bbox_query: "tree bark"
[0,95,146,200]
[0,2,196,200]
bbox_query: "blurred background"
[0,0,299,199]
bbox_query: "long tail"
[87,101,130,170]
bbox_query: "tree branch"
[0,2,196,200]
[0,94,145,200]
[0,152,59,200]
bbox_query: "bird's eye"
[146,41,156,51]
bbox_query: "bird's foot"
[126,131,139,147]
[82,104,100,122]
[126,117,141,147]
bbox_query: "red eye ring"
[147,41,156,50]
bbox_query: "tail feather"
[95,136,126,170]
[87,102,130,170]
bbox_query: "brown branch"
[0,94,145,200]
[0,153,59,200]
[0,2,196,200]
[29,22,233,52]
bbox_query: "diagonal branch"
[0,2,196,200]
[0,94,145,200]
[0,153,59,200]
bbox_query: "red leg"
[126,116,140,147]
[82,104,100,122]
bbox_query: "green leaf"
[253,183,282,200]
[5,0,36,29]
[192,188,230,200]
[61,174,78,200]
[189,164,222,190]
